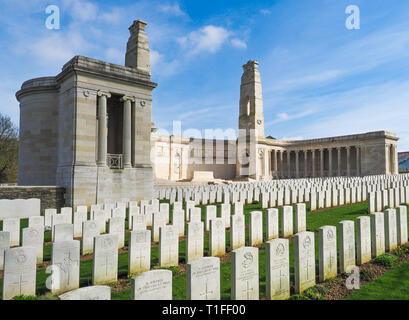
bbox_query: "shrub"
[304,285,328,300]
[360,269,375,281]
[373,253,398,268]
[394,246,409,258]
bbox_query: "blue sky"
[1,0,409,150]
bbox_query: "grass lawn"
[345,259,409,300]
[0,200,407,300]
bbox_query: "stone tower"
[237,61,265,179]
[125,20,151,75]
[238,60,265,138]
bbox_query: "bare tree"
[0,113,18,183]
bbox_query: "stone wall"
[0,186,66,213]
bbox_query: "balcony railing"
[107,154,123,169]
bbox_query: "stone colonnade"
[260,146,364,179]
[97,90,136,168]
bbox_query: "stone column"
[346,146,351,176]
[97,91,111,166]
[356,145,360,176]
[337,147,341,176]
[287,150,291,178]
[303,150,308,178]
[295,150,299,178]
[121,95,135,168]
[273,150,278,179]
[312,149,316,177]
[328,148,333,177]
[391,144,398,174]
[280,150,284,178]
[320,149,324,177]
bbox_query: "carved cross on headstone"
[199,281,214,300]
[242,280,254,299]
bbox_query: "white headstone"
[295,203,306,233]
[265,238,290,300]
[51,240,80,294]
[59,285,111,300]
[231,246,259,300]
[159,225,179,267]
[108,217,125,249]
[356,216,371,265]
[397,205,408,246]
[280,206,293,238]
[249,211,263,247]
[339,220,356,273]
[294,231,315,293]
[82,220,100,255]
[384,209,398,252]
[131,269,172,300]
[209,218,226,257]
[186,221,204,263]
[128,230,151,275]
[371,212,385,258]
[187,257,220,300]
[0,231,10,270]
[22,227,44,264]
[266,208,279,241]
[54,224,74,242]
[2,246,37,300]
[3,218,20,247]
[230,214,245,250]
[318,226,337,282]
[92,234,118,285]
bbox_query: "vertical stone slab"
[152,212,166,243]
[82,220,100,255]
[397,205,408,246]
[280,206,293,238]
[145,204,153,227]
[54,224,74,242]
[230,213,245,250]
[22,227,44,264]
[339,220,356,273]
[132,214,147,231]
[249,211,263,246]
[265,238,290,300]
[221,203,231,228]
[2,246,37,300]
[234,202,244,215]
[266,208,279,241]
[131,269,172,300]
[51,240,80,295]
[186,221,204,263]
[73,211,87,238]
[29,216,44,229]
[59,285,111,300]
[45,208,57,228]
[172,210,185,237]
[318,226,337,282]
[160,203,170,224]
[231,246,259,300]
[205,205,217,233]
[295,203,307,233]
[209,218,226,257]
[371,212,385,258]
[310,191,317,211]
[3,218,20,247]
[356,216,371,265]
[368,192,375,213]
[159,225,179,267]
[92,234,118,285]
[128,230,151,275]
[0,231,10,270]
[384,209,398,252]
[294,231,315,293]
[108,217,125,249]
[187,257,220,300]
[190,207,202,223]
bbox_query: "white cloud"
[260,9,271,15]
[64,0,98,22]
[150,50,163,67]
[28,32,89,65]
[100,8,122,24]
[158,3,186,17]
[105,47,123,64]
[178,25,232,55]
[231,38,247,49]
